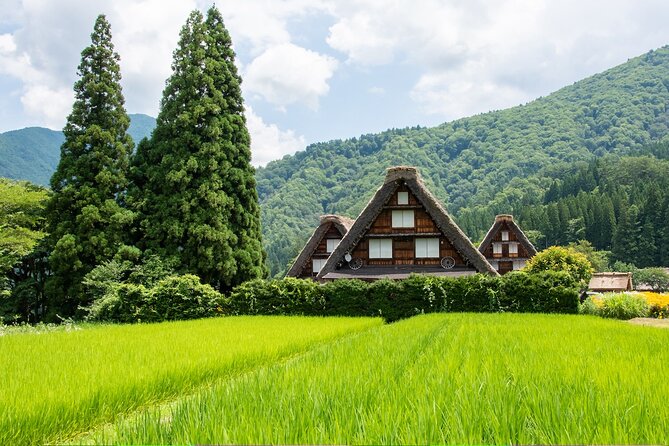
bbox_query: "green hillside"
[257,47,669,275]
[0,114,155,186]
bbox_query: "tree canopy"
[45,14,133,317]
[130,7,266,291]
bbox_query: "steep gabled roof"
[478,214,538,257]
[317,166,498,278]
[285,214,354,277]
[588,272,633,292]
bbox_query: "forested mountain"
[0,114,155,185]
[511,145,669,268]
[258,46,669,275]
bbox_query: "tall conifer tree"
[46,15,133,317]
[130,7,265,291]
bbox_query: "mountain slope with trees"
[258,46,669,275]
[0,114,155,186]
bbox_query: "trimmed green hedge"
[87,275,228,323]
[228,271,580,322]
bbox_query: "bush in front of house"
[525,246,594,286]
[86,274,227,323]
[502,270,580,314]
[580,293,650,320]
[228,277,325,316]
[226,271,581,322]
[321,279,373,317]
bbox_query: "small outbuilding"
[588,272,633,293]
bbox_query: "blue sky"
[2,0,669,165]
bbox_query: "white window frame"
[397,191,409,205]
[391,210,414,228]
[509,242,518,255]
[326,238,341,253]
[312,258,327,273]
[415,238,440,258]
[369,239,393,259]
[501,231,509,241]
[492,242,502,255]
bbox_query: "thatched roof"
[317,166,498,279]
[285,214,354,277]
[588,272,633,292]
[478,214,537,258]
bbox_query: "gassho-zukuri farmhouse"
[286,166,538,281]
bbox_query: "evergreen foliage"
[44,15,133,318]
[130,7,265,291]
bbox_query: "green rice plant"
[96,313,669,445]
[0,316,380,445]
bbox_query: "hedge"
[228,271,580,322]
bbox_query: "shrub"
[145,275,228,322]
[228,278,324,316]
[579,296,601,316]
[86,275,227,323]
[502,271,579,314]
[443,274,501,313]
[525,246,594,285]
[86,283,149,323]
[596,293,649,320]
[322,279,372,317]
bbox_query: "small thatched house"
[316,166,498,281]
[478,214,537,275]
[588,272,633,293]
[285,214,355,279]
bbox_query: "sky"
[2,1,669,166]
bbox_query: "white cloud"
[20,85,73,128]
[244,43,338,110]
[214,0,332,54]
[246,106,306,166]
[326,0,669,120]
[0,0,196,129]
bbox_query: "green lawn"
[87,313,669,445]
[0,316,381,445]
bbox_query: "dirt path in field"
[628,318,669,328]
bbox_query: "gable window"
[326,238,341,253]
[493,243,502,255]
[415,238,440,258]
[392,210,414,228]
[501,230,509,241]
[509,242,518,255]
[312,258,327,273]
[397,191,409,205]
[369,239,393,258]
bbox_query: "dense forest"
[257,47,669,275]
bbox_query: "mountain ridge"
[0,113,156,186]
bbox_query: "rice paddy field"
[4,314,669,445]
[0,316,381,445]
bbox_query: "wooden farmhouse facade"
[478,214,538,275]
[286,215,355,278]
[315,166,497,280]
